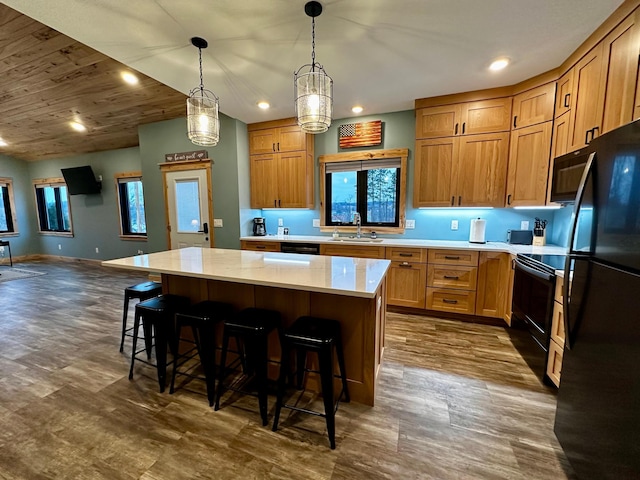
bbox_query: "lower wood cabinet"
[547,275,567,387]
[387,261,427,308]
[426,287,476,314]
[475,252,511,319]
[240,240,281,252]
[319,243,386,259]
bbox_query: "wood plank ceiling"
[0,4,187,162]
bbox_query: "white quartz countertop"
[240,235,568,256]
[102,247,390,299]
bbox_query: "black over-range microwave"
[550,147,595,203]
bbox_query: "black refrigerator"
[554,119,640,479]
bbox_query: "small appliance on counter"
[507,229,533,245]
[252,217,266,236]
[532,217,548,246]
[469,218,486,244]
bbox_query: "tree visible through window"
[0,178,16,234]
[117,174,147,236]
[34,182,72,233]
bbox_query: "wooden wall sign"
[164,150,208,162]
[339,120,382,148]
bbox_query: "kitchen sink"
[330,237,384,243]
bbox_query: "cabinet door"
[415,104,462,139]
[413,138,458,207]
[504,255,515,326]
[475,252,510,319]
[506,122,552,207]
[249,129,277,155]
[555,69,574,118]
[387,261,427,308]
[250,154,279,208]
[568,43,606,151]
[512,83,556,129]
[278,125,307,152]
[319,244,386,259]
[277,151,310,208]
[601,13,640,134]
[456,133,510,207]
[462,98,512,135]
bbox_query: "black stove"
[517,253,568,274]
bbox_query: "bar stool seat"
[272,315,350,449]
[120,281,162,352]
[128,294,190,392]
[169,301,235,406]
[214,307,281,426]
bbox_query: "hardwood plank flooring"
[0,259,576,479]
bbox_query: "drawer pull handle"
[444,255,460,260]
[443,275,460,280]
[443,299,458,304]
[399,262,412,268]
[399,253,413,257]
[256,245,266,249]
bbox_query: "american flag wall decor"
[339,120,382,148]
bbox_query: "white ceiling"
[2,0,626,125]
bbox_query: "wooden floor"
[0,258,576,479]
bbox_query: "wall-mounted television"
[60,166,102,195]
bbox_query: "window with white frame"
[0,177,17,235]
[116,172,147,237]
[34,179,72,234]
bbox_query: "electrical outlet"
[58,244,62,250]
[95,247,99,253]
[521,220,529,230]
[0,246,4,253]
[406,219,415,229]
[278,218,283,227]
[137,250,144,255]
[313,219,320,228]
[451,220,458,230]
[213,218,223,227]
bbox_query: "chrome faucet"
[353,212,362,238]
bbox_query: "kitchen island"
[103,247,390,406]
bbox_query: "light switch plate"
[451,220,458,230]
[521,220,529,230]
[406,219,415,229]
[214,218,223,227]
[278,218,283,227]
[313,219,320,227]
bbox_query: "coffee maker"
[253,217,266,236]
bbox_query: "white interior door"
[166,169,211,249]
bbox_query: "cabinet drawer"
[550,300,565,346]
[428,249,478,266]
[240,240,280,252]
[426,287,476,314]
[319,244,386,259]
[547,339,564,387]
[555,275,564,303]
[386,247,427,263]
[427,265,477,290]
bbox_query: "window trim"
[319,148,408,234]
[115,171,148,240]
[0,177,18,237]
[33,177,74,237]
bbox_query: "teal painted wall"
[257,110,566,246]
[0,155,39,256]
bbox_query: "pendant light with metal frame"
[187,37,220,146]
[294,1,333,134]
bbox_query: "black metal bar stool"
[120,281,162,352]
[128,294,190,392]
[169,300,235,406]
[272,315,350,449]
[214,307,281,426]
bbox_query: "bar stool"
[214,308,281,426]
[272,316,350,449]
[120,281,162,352]
[128,294,190,392]
[169,301,235,406]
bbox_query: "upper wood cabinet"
[555,70,574,119]
[248,119,314,209]
[416,97,512,139]
[512,83,556,129]
[506,122,553,207]
[413,137,457,207]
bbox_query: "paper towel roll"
[469,218,486,244]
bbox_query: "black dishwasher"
[280,242,320,255]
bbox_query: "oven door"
[512,259,555,350]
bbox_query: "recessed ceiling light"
[121,71,139,85]
[352,106,364,114]
[70,121,87,132]
[257,101,270,110]
[489,58,510,71]
[0,138,7,146]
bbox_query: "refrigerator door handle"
[567,152,596,255]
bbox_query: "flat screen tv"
[60,166,102,195]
